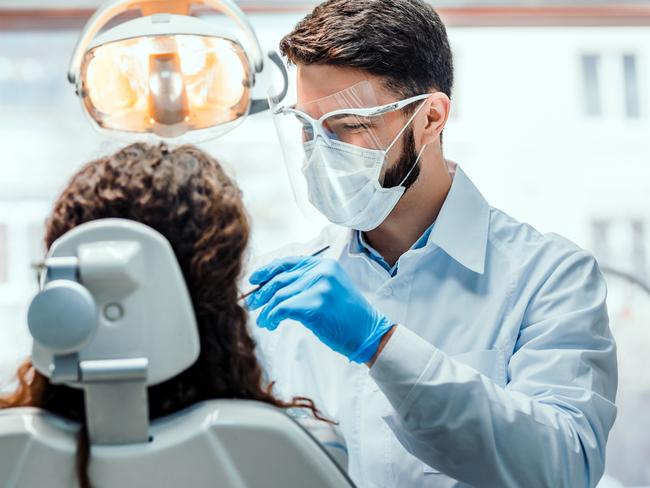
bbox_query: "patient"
[0,143,343,487]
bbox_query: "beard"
[381,127,420,192]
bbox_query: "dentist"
[247,1,617,486]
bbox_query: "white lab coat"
[248,166,617,488]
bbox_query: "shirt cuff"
[369,325,440,414]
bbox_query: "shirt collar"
[353,219,435,276]
[427,163,490,274]
[337,163,490,275]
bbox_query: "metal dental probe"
[239,245,331,302]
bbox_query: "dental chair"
[0,219,354,488]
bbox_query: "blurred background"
[0,0,648,485]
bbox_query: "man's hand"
[247,255,394,364]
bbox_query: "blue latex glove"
[247,256,394,363]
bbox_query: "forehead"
[296,64,395,107]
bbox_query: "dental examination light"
[68,0,288,140]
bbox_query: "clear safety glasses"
[79,35,252,139]
[268,79,432,221]
[276,92,432,150]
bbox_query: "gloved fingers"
[257,274,317,331]
[249,255,314,285]
[246,266,305,311]
[264,291,318,332]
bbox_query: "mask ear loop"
[382,98,430,188]
[397,143,428,188]
[383,98,430,155]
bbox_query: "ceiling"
[1,0,649,9]
[1,0,649,28]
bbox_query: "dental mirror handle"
[239,245,331,301]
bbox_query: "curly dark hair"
[0,142,323,487]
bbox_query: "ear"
[418,92,451,147]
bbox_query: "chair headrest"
[30,218,200,387]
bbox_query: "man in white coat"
[246,1,617,486]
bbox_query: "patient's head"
[42,142,264,419]
[1,142,319,487]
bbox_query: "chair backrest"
[28,218,202,445]
[0,399,355,488]
[4,218,355,487]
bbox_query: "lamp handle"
[68,0,265,86]
[250,50,289,115]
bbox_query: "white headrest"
[30,218,200,388]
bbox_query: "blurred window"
[449,48,460,120]
[631,220,648,282]
[623,54,641,119]
[581,54,602,117]
[592,218,649,287]
[0,224,7,283]
[592,219,610,264]
[27,222,45,282]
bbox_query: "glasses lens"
[321,112,384,149]
[293,113,314,142]
[291,80,389,150]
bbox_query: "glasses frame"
[274,93,432,144]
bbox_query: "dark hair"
[0,142,324,488]
[280,0,454,100]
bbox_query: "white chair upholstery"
[0,400,354,488]
[0,219,354,487]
